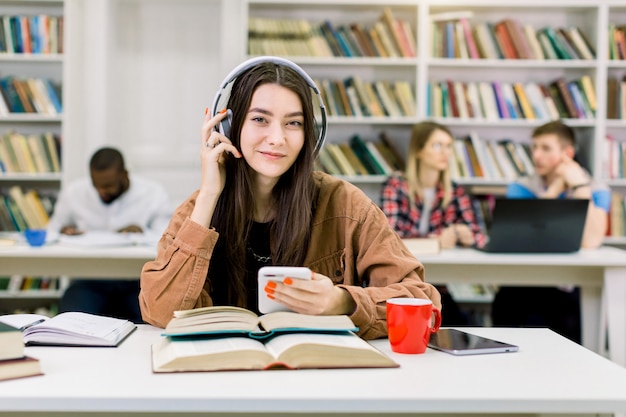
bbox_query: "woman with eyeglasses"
[380,121,486,325]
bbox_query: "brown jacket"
[139,172,441,339]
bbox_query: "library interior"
[2,0,626,415]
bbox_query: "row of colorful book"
[606,136,626,179]
[431,12,595,60]
[608,23,626,60]
[317,76,415,118]
[450,134,534,181]
[0,131,61,174]
[0,76,62,115]
[316,134,404,177]
[0,276,63,293]
[248,7,415,58]
[427,76,596,121]
[0,14,63,54]
[0,185,52,231]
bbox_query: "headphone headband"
[211,56,327,154]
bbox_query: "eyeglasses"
[429,142,453,153]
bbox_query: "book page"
[23,312,135,346]
[0,313,49,330]
[259,311,357,332]
[166,306,259,334]
[264,332,397,369]
[152,336,274,372]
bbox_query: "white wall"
[64,0,246,205]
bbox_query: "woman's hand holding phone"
[259,266,356,316]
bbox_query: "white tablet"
[428,328,519,355]
[257,266,312,314]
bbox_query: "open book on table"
[162,305,359,339]
[0,312,137,347]
[152,306,398,372]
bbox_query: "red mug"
[386,297,442,354]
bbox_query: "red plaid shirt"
[380,174,486,248]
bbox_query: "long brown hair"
[210,62,317,306]
[404,121,453,208]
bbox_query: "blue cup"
[24,229,47,247]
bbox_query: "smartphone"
[257,266,313,314]
[428,328,519,356]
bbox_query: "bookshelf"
[57,0,626,238]
[0,0,65,313]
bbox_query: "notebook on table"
[479,198,589,253]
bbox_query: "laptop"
[479,198,589,253]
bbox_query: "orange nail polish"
[220,108,227,114]
[267,294,275,300]
[284,278,293,285]
[267,281,276,289]
[264,286,275,294]
[205,107,208,115]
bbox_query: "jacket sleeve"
[338,201,442,340]
[139,193,217,328]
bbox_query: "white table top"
[1,326,625,415]
[417,246,626,267]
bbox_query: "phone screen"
[428,329,519,355]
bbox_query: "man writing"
[48,147,173,322]
[492,121,611,342]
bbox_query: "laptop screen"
[481,198,589,253]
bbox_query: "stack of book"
[317,76,415,118]
[430,12,595,60]
[0,76,62,115]
[0,14,64,54]
[248,7,415,58]
[0,321,42,382]
[449,132,534,181]
[151,306,398,372]
[0,131,61,174]
[0,185,54,231]
[428,75,596,121]
[317,133,404,177]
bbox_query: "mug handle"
[430,307,442,334]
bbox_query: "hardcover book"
[0,322,23,361]
[0,356,42,382]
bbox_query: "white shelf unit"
[0,0,65,311]
[0,0,64,204]
[59,0,626,238]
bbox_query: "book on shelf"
[349,23,376,57]
[0,321,23,361]
[317,146,342,176]
[326,143,356,176]
[374,21,399,58]
[0,356,42,382]
[401,237,441,255]
[152,306,397,373]
[338,143,369,176]
[350,135,385,175]
[0,311,136,347]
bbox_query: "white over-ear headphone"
[210,56,328,154]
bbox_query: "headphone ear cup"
[219,109,233,137]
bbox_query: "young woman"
[380,121,486,325]
[139,58,441,340]
[380,121,486,249]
